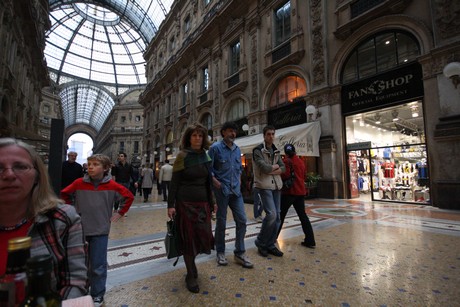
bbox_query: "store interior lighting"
[411,105,419,117]
[392,110,399,121]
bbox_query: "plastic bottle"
[20,255,61,307]
[0,237,31,307]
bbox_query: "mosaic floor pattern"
[102,195,460,306]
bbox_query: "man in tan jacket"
[159,160,173,201]
[252,125,285,257]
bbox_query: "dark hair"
[165,159,169,163]
[118,152,127,158]
[284,144,296,157]
[220,121,238,137]
[263,125,276,136]
[180,123,211,150]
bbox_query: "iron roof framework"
[45,0,173,130]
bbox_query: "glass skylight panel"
[62,62,91,80]
[91,71,116,84]
[117,75,138,84]
[92,61,115,74]
[45,57,60,70]
[45,45,65,59]
[116,65,136,74]
[63,53,90,68]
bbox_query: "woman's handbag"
[282,160,295,190]
[165,219,182,265]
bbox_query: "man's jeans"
[86,235,109,298]
[214,189,247,255]
[253,187,263,218]
[256,189,281,249]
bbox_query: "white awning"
[234,121,321,156]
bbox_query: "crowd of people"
[0,121,316,303]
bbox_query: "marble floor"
[104,190,460,306]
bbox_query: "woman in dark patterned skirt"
[167,123,216,293]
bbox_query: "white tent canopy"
[234,121,321,156]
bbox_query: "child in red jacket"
[61,154,133,307]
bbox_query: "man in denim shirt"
[208,121,253,268]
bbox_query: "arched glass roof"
[45,0,173,131]
[60,83,115,131]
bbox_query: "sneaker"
[267,246,284,257]
[234,253,254,268]
[254,216,263,223]
[93,296,104,307]
[216,253,228,266]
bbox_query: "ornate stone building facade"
[0,0,51,153]
[139,0,460,209]
[94,89,145,165]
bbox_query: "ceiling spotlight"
[391,110,399,121]
[374,113,381,124]
[411,105,419,117]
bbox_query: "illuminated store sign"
[341,63,424,114]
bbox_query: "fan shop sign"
[341,63,424,114]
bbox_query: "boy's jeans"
[214,189,247,255]
[256,189,281,249]
[87,235,109,298]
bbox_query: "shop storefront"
[342,63,429,204]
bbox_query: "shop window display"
[345,101,429,204]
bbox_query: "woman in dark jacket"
[167,123,216,293]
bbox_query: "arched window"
[269,75,307,108]
[227,99,249,121]
[341,31,420,83]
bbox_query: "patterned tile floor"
[104,191,460,306]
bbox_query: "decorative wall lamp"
[305,105,320,122]
[443,62,460,89]
[242,124,249,135]
[165,147,171,152]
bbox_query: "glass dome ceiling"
[45,0,173,131]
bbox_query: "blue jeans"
[214,189,247,255]
[253,187,263,218]
[255,189,281,249]
[86,235,109,298]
